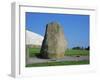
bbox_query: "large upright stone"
[40,22,67,59]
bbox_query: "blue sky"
[26,12,89,48]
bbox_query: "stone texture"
[40,22,67,59]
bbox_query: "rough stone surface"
[40,22,67,59]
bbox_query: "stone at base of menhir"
[48,53,64,59]
[40,53,64,59]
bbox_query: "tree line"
[72,46,89,50]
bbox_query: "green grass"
[66,49,89,56]
[26,48,89,67]
[28,48,40,57]
[26,60,89,67]
[28,48,89,57]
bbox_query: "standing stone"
[40,22,67,59]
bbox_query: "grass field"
[66,49,89,56]
[28,48,41,57]
[26,60,89,67]
[28,48,89,57]
[26,48,89,67]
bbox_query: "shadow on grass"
[34,53,50,59]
